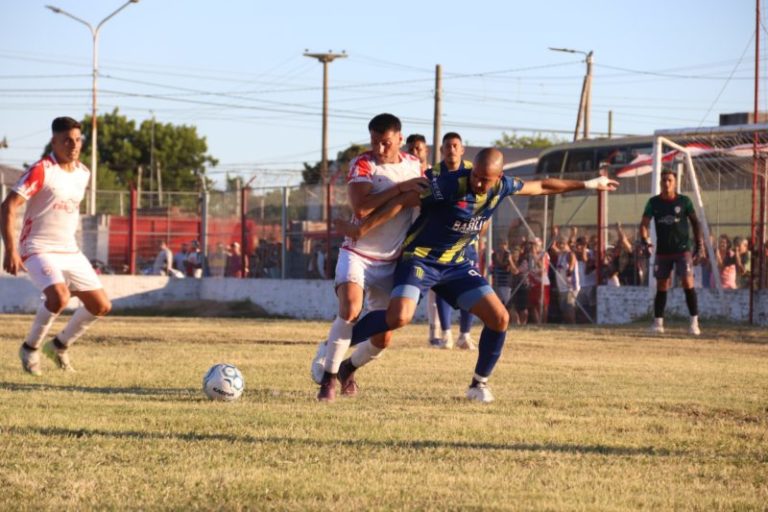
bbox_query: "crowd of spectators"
[489,225,762,325]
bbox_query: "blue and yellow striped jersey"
[401,161,524,264]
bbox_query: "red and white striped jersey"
[12,154,90,259]
[343,151,422,261]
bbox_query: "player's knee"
[485,306,509,332]
[337,299,362,322]
[92,300,112,317]
[386,307,412,330]
[45,290,70,314]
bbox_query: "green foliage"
[302,143,367,184]
[44,108,218,192]
[494,131,562,149]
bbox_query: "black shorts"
[654,252,693,280]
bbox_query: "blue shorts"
[391,257,494,311]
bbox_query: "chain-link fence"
[81,182,353,280]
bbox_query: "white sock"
[653,318,664,327]
[473,373,489,384]
[24,303,59,348]
[323,316,353,374]
[690,315,699,325]
[350,340,384,369]
[56,307,99,347]
[426,290,438,336]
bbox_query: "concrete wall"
[2,275,765,325]
[0,275,429,321]
[597,286,768,325]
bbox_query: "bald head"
[470,148,505,194]
[474,148,504,175]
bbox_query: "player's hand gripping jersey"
[12,154,90,259]
[403,163,524,264]
[342,151,423,261]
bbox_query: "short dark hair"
[51,116,81,133]
[442,132,462,143]
[406,133,426,145]
[660,167,676,177]
[368,113,401,134]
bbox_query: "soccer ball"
[202,363,245,401]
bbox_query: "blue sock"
[350,310,389,345]
[474,326,507,378]
[460,309,474,334]
[436,295,453,331]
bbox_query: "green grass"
[1,315,767,511]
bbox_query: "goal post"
[648,123,768,318]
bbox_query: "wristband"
[584,176,610,190]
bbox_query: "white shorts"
[24,252,103,292]
[334,248,396,311]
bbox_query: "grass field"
[1,314,767,511]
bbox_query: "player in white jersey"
[1,117,112,375]
[312,113,427,402]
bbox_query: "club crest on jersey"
[452,217,486,234]
[674,206,681,214]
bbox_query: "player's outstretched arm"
[517,176,618,196]
[0,192,27,275]
[335,190,422,241]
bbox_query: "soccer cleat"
[19,344,42,376]
[688,322,701,336]
[466,383,494,403]
[316,377,336,403]
[429,338,442,348]
[456,333,476,351]
[440,330,454,350]
[648,323,665,335]
[337,359,358,397]
[43,338,75,372]
[310,341,327,385]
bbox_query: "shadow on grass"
[4,425,676,457]
[0,381,198,399]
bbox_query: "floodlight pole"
[46,0,140,216]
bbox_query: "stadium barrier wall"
[597,286,768,325]
[0,275,433,321]
[1,276,765,324]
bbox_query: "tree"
[302,143,367,185]
[44,108,218,192]
[494,132,562,149]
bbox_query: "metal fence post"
[129,185,137,275]
[281,186,289,279]
[0,182,5,270]
[241,186,248,277]
[200,188,209,272]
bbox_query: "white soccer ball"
[202,363,245,401]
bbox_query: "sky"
[0,0,763,189]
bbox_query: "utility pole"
[549,47,593,141]
[46,0,140,215]
[303,50,347,188]
[432,64,442,169]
